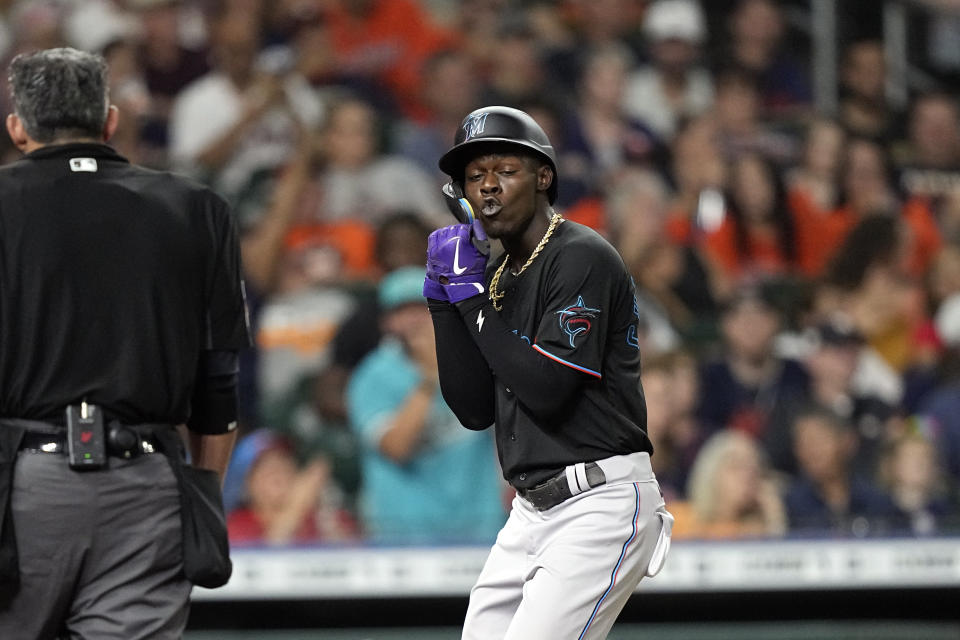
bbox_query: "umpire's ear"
[102,105,120,142]
[5,113,29,151]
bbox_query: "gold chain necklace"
[489,211,564,311]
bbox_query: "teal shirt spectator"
[347,338,505,544]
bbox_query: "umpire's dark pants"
[0,451,190,639]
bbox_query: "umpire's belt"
[6,419,163,459]
[518,461,607,511]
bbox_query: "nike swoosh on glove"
[423,222,488,303]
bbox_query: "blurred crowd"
[3,0,960,546]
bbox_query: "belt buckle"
[522,471,570,511]
[522,463,608,512]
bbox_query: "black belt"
[517,462,607,511]
[18,429,159,458]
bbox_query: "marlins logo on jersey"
[556,296,601,348]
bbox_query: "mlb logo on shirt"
[69,158,98,172]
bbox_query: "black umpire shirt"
[0,143,249,426]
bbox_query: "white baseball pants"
[462,452,673,640]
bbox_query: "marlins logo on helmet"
[463,112,488,140]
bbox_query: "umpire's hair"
[7,48,109,143]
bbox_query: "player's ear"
[102,105,120,142]
[536,164,554,196]
[6,113,29,151]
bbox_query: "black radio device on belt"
[66,402,106,470]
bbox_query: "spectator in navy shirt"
[697,283,808,438]
[785,406,906,537]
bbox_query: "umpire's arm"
[186,349,241,483]
[187,431,236,485]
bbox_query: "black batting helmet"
[438,106,559,204]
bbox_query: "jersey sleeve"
[530,241,625,379]
[203,193,252,350]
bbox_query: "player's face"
[463,154,543,240]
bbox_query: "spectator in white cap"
[622,0,713,140]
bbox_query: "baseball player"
[423,106,674,639]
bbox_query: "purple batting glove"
[422,273,448,301]
[423,223,487,304]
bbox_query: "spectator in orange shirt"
[701,151,798,288]
[665,115,726,246]
[819,137,942,280]
[787,117,847,276]
[320,0,455,120]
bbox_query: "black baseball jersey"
[0,143,250,426]
[480,220,651,487]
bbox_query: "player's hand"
[422,222,487,303]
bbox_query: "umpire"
[0,48,249,638]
